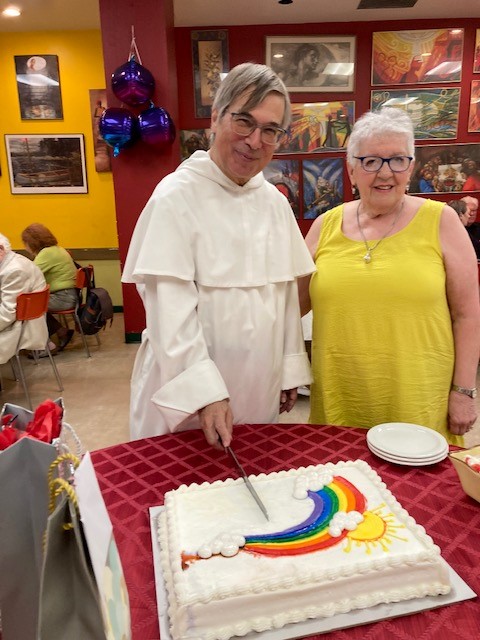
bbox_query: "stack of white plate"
[366,422,449,466]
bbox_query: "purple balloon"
[99,107,139,157]
[111,58,155,107]
[138,106,176,148]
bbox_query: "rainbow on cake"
[159,460,450,640]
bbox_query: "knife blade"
[226,446,269,521]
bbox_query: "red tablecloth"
[91,423,480,640]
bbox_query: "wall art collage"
[185,27,480,220]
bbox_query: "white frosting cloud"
[328,511,364,537]
[293,470,334,499]
[197,532,246,559]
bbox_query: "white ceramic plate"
[367,441,448,466]
[367,423,448,459]
[367,440,448,463]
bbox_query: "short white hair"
[0,233,12,252]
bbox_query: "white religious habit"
[122,151,314,440]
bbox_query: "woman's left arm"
[441,203,480,436]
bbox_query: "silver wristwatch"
[451,384,478,399]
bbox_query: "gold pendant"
[363,252,371,263]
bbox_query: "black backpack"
[77,267,114,335]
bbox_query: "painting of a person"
[281,43,334,88]
[461,159,480,192]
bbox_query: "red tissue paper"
[0,400,63,451]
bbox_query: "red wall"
[175,19,480,235]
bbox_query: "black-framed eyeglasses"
[354,155,413,173]
[228,111,287,145]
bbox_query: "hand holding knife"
[225,446,269,521]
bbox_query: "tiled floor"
[1,312,479,452]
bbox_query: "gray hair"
[0,233,12,252]
[347,107,415,166]
[212,62,291,129]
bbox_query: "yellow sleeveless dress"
[309,199,463,446]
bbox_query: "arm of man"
[298,215,324,316]
[143,275,233,447]
[0,267,27,331]
[441,204,480,436]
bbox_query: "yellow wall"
[0,30,118,251]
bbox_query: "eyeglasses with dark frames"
[354,155,413,173]
[227,111,287,145]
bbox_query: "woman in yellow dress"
[299,107,480,445]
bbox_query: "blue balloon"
[138,105,176,148]
[111,59,155,107]
[99,107,138,157]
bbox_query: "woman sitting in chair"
[21,224,76,355]
[0,232,47,365]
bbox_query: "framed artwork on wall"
[372,29,464,86]
[89,89,111,173]
[474,30,480,73]
[371,88,460,139]
[468,81,480,133]
[302,158,344,219]
[266,36,355,92]
[276,101,354,154]
[410,143,480,194]
[14,54,63,119]
[191,30,229,118]
[180,129,211,161]
[5,134,88,194]
[263,159,300,218]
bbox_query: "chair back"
[75,268,88,289]
[16,286,51,322]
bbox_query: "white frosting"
[158,460,451,640]
[328,510,364,537]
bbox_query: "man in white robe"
[0,233,48,365]
[122,63,314,447]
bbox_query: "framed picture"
[191,30,229,118]
[14,54,63,119]
[302,158,344,219]
[371,88,460,140]
[468,81,480,133]
[5,134,88,194]
[276,101,354,154]
[263,159,300,218]
[266,36,356,92]
[474,29,480,73]
[180,129,211,161]
[372,29,464,86]
[410,143,480,194]
[89,89,111,172]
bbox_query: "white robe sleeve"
[281,279,313,390]
[142,275,229,432]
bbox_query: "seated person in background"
[447,199,469,226]
[0,233,47,365]
[461,196,480,258]
[21,224,76,355]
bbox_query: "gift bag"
[38,452,131,640]
[0,398,80,640]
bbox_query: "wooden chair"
[13,285,63,409]
[51,266,99,358]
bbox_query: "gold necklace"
[356,199,404,263]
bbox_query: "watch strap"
[451,384,477,398]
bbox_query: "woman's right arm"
[298,215,324,316]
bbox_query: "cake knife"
[226,446,269,521]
